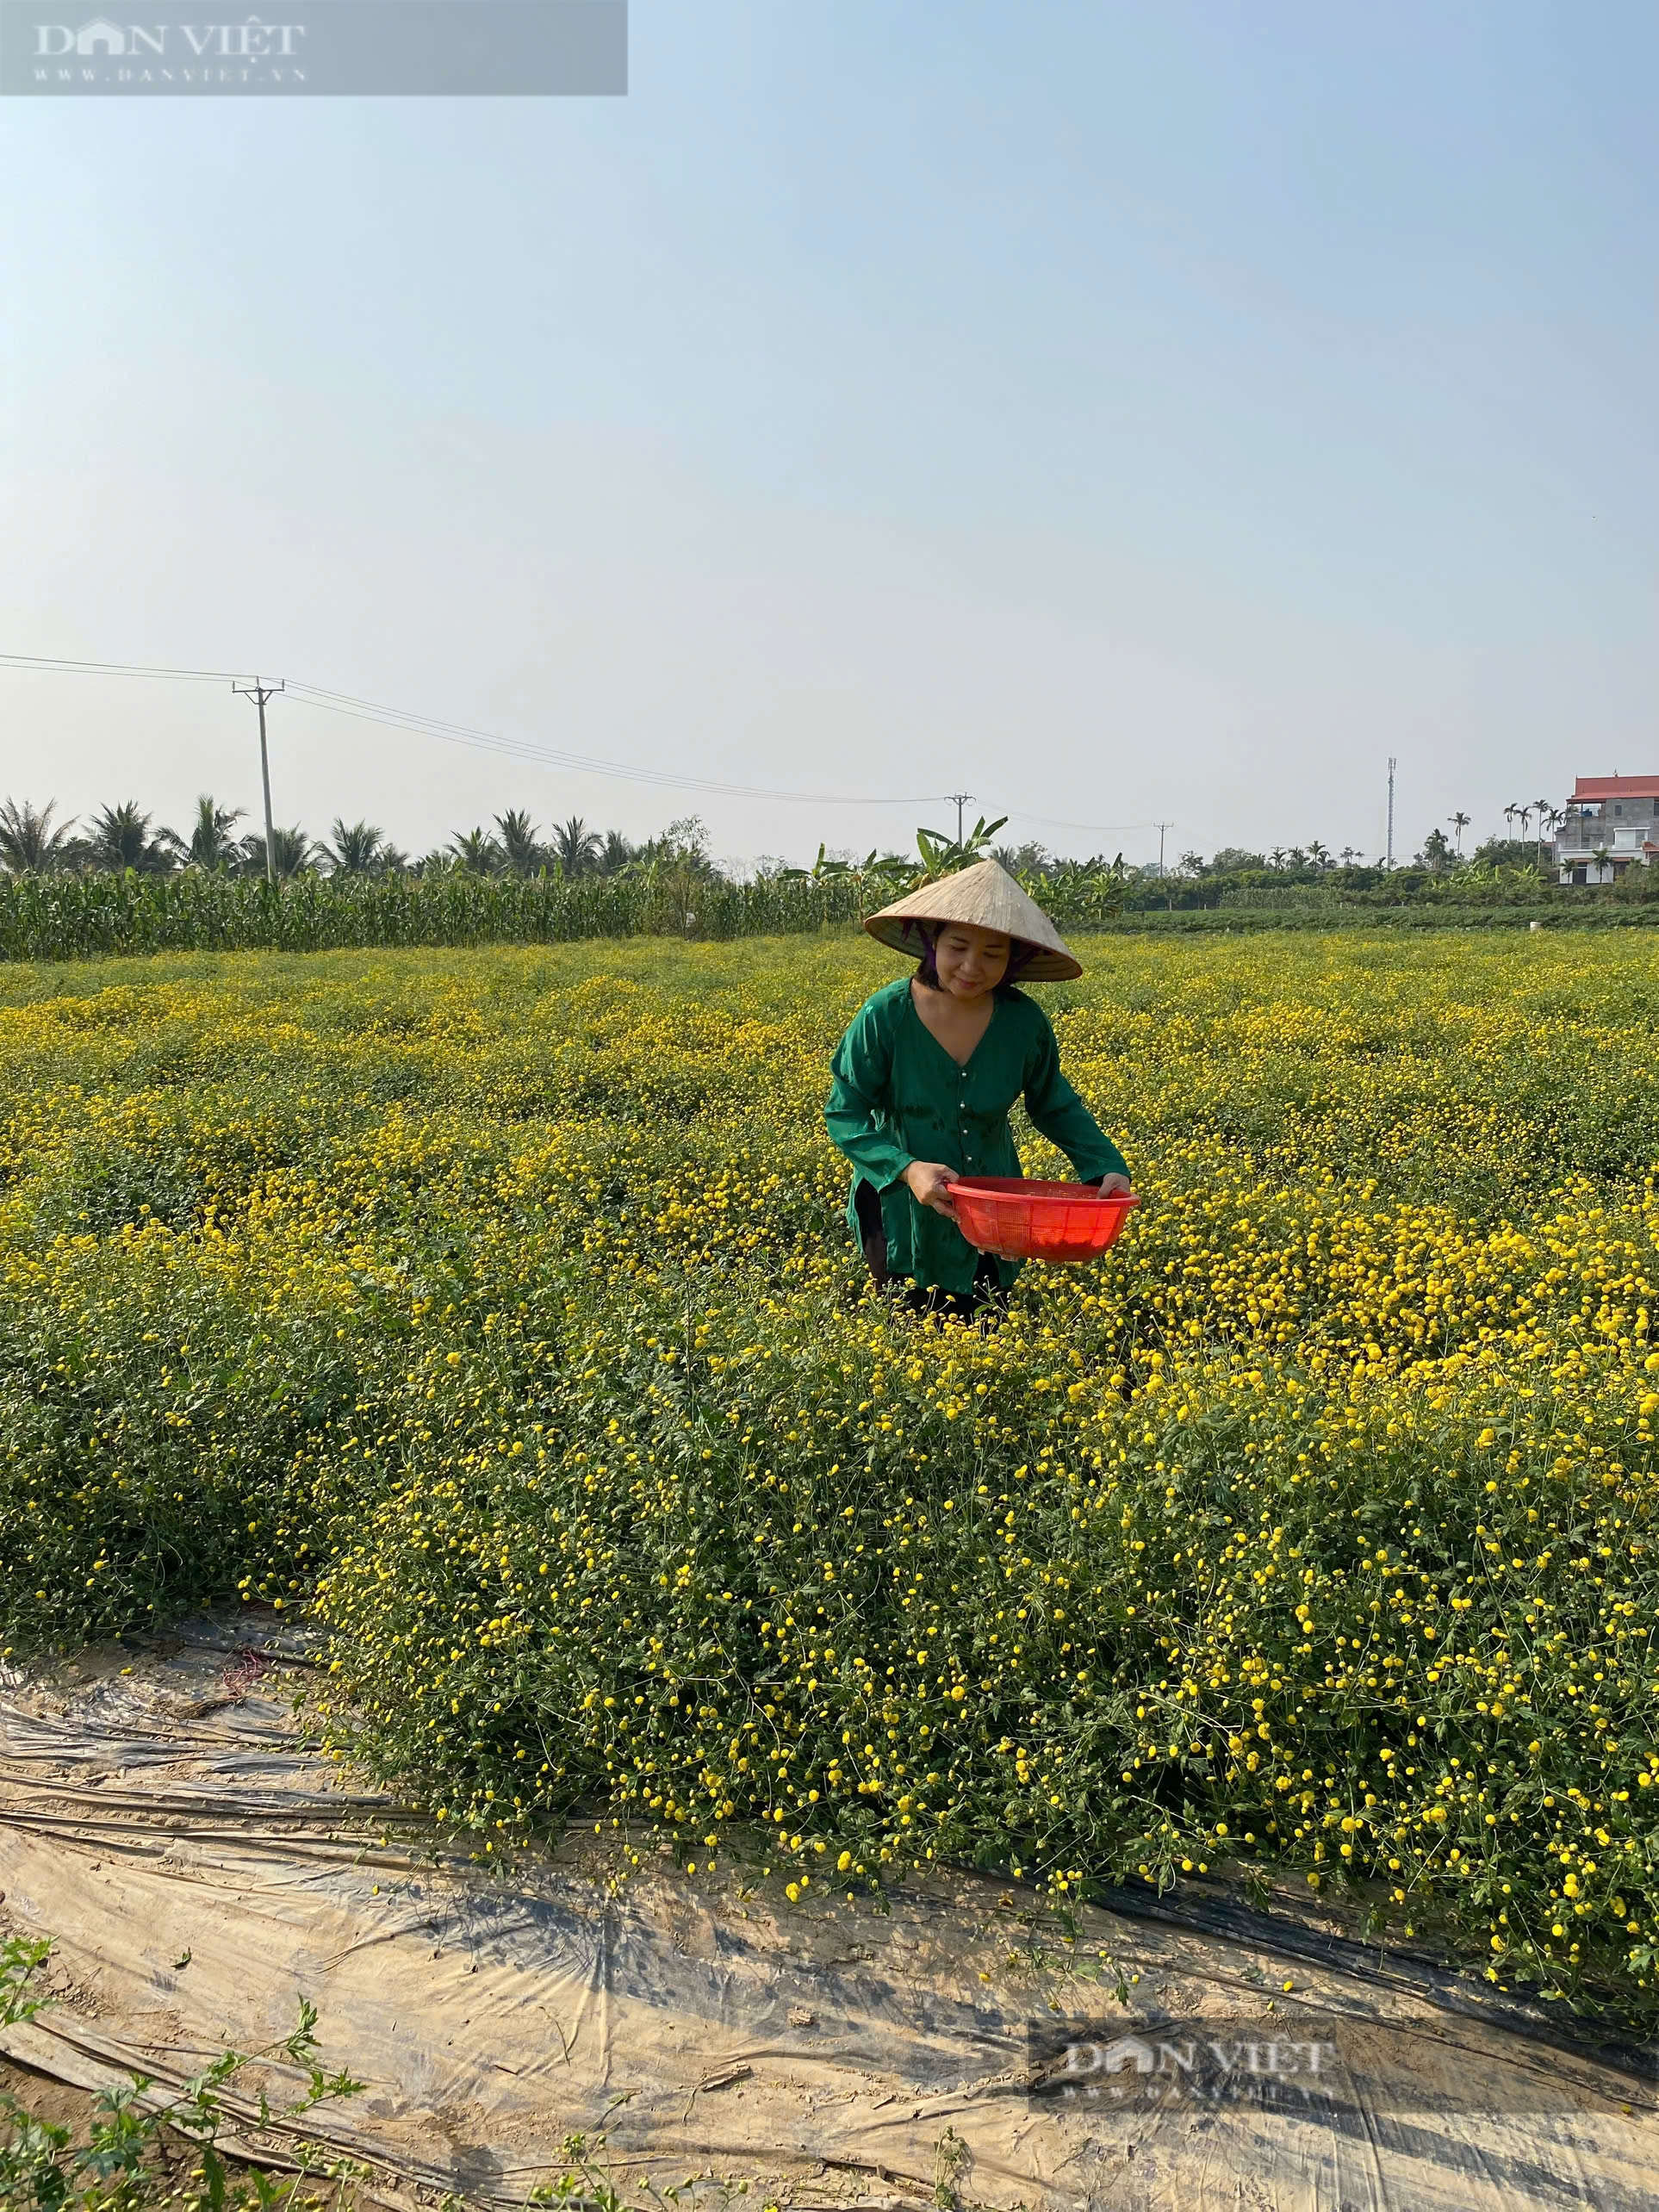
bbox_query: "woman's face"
[933,922,1011,999]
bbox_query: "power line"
[0,650,252,684]
[0,648,1167,848]
[285,680,936,807]
[1008,809,1160,838]
[2,650,943,810]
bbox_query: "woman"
[824,859,1131,1317]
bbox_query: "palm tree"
[600,829,635,876]
[322,818,385,874]
[0,797,77,874]
[182,794,245,871]
[233,825,315,879]
[448,827,502,874]
[1339,845,1359,867]
[86,801,177,873]
[1306,839,1331,872]
[494,810,543,876]
[1503,804,1522,847]
[554,816,603,877]
[1534,799,1557,869]
[1269,848,1287,870]
[1449,811,1471,856]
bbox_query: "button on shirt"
[824,978,1129,1294]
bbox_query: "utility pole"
[1386,756,1396,869]
[1153,821,1173,878]
[944,792,975,846]
[232,678,284,883]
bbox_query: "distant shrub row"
[1103,904,1659,935]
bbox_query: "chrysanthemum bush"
[3,933,1659,2022]
[308,1252,1659,2019]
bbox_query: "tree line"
[0,797,715,883]
[0,791,1602,913]
[0,798,1126,904]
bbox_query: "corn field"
[0,869,867,961]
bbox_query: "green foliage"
[183,797,246,874]
[915,817,1008,878]
[551,817,603,878]
[525,2129,737,2212]
[320,823,384,877]
[0,800,78,876]
[777,844,912,899]
[0,1939,364,2212]
[2,802,1644,961]
[84,805,177,877]
[1028,856,1127,926]
[1471,837,1551,873]
[0,872,865,962]
[493,811,543,878]
[2,1936,53,2034]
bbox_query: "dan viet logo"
[2,0,628,96]
[34,16,305,59]
[1031,2023,1340,2108]
[1028,2010,1645,2118]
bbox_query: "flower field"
[3,931,1659,2022]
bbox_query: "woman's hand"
[1092,1171,1134,1198]
[902,1161,960,1219]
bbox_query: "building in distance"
[1552,776,1659,885]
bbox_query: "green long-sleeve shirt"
[824,978,1128,1293]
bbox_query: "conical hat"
[863,858,1082,981]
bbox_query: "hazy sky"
[3,2,1654,871]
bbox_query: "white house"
[1552,776,1659,886]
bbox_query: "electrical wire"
[2,651,946,809]
[1,649,1160,839]
[1007,811,1159,839]
[0,650,254,684]
[283,680,942,806]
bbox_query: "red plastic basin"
[945,1177,1140,1264]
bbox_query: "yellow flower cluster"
[2,931,1658,2024]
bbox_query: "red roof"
[1573,774,1659,801]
